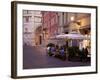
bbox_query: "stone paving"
[23,45,90,69]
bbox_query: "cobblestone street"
[23,45,90,69]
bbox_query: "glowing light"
[70,16,74,21]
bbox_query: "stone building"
[42,11,91,48]
[23,10,91,48]
[23,10,42,46]
[41,11,59,45]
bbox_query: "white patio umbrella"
[56,32,90,40]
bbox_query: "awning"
[56,32,90,40]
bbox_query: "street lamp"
[70,16,75,21]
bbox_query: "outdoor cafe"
[46,31,91,61]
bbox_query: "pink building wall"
[42,11,58,38]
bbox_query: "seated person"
[50,46,56,55]
[60,46,65,56]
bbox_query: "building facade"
[41,11,59,45]
[23,10,42,46]
[42,11,91,48]
[23,10,91,49]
